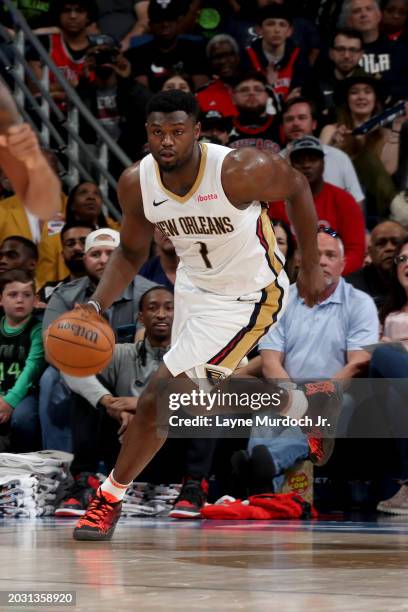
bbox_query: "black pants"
[70,394,120,476]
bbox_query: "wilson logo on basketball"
[57,321,98,344]
[197,193,218,202]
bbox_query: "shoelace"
[79,496,116,525]
[308,437,324,461]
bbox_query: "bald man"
[346,220,407,309]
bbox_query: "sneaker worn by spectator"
[301,380,343,466]
[55,472,100,517]
[377,483,408,515]
[73,489,122,541]
[168,477,209,519]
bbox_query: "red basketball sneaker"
[301,381,342,466]
[73,489,122,541]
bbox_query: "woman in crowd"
[319,75,406,221]
[271,219,297,282]
[161,73,193,93]
[370,236,408,514]
[36,181,119,287]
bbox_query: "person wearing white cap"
[39,228,156,453]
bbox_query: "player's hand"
[296,263,325,307]
[74,302,103,318]
[0,124,43,169]
[0,398,13,424]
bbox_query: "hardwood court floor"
[1,516,408,611]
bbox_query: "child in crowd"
[0,269,45,452]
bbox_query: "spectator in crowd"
[234,0,321,65]
[272,136,365,275]
[126,0,209,92]
[55,285,174,516]
[347,219,407,308]
[38,222,95,304]
[228,72,281,152]
[27,0,96,110]
[339,0,408,99]
[0,269,46,452]
[271,218,297,282]
[281,97,365,207]
[244,4,311,103]
[320,75,405,175]
[0,236,38,277]
[199,110,231,145]
[380,0,408,41]
[43,228,152,335]
[306,28,367,123]
[370,236,408,513]
[96,0,149,51]
[77,34,152,161]
[139,228,178,291]
[239,229,379,495]
[162,73,193,93]
[36,181,118,288]
[320,74,406,220]
[196,34,241,118]
[39,228,155,452]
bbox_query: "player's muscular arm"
[222,149,324,306]
[91,164,154,311]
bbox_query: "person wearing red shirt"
[270,136,365,275]
[196,34,241,118]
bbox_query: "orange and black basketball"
[45,310,115,376]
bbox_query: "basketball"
[45,310,115,377]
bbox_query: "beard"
[65,257,86,275]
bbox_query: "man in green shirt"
[0,268,45,451]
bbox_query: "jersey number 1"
[196,241,212,269]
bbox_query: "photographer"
[76,34,152,161]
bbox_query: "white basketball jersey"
[139,143,285,295]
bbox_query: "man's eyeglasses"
[395,254,408,265]
[332,46,361,54]
[318,226,341,239]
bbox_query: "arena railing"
[0,0,134,221]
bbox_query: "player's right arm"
[91,163,154,311]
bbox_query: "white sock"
[100,470,132,502]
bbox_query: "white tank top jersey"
[140,142,285,295]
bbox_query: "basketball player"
[73,90,326,540]
[0,78,60,219]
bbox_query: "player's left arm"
[0,124,60,219]
[222,149,324,307]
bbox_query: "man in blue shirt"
[242,227,379,493]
